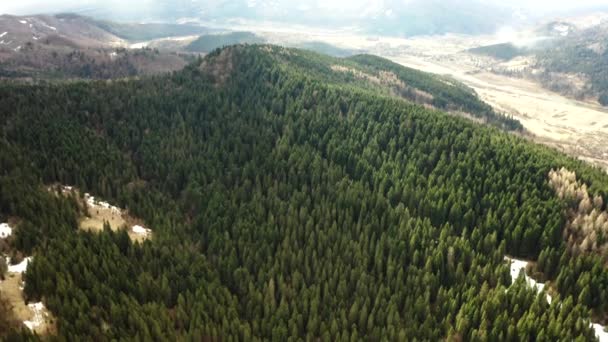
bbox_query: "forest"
[186,32,266,53]
[0,44,607,340]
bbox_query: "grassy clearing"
[0,271,54,334]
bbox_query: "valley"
[386,44,608,172]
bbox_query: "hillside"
[242,47,521,130]
[1,45,608,340]
[185,32,265,53]
[90,18,209,42]
[0,13,206,79]
[534,24,608,105]
[467,20,608,106]
[469,43,531,61]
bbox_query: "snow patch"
[7,257,31,274]
[592,323,608,342]
[19,20,27,25]
[0,223,12,238]
[14,46,21,52]
[85,193,121,215]
[505,257,552,303]
[23,302,47,331]
[506,257,608,340]
[130,42,149,49]
[132,225,151,236]
[0,32,7,38]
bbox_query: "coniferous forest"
[0,45,607,340]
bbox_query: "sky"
[2,0,608,17]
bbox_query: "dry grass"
[80,206,125,233]
[549,168,608,255]
[0,272,54,334]
[49,186,152,242]
[80,197,151,242]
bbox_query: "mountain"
[467,15,608,105]
[0,13,208,79]
[534,22,608,104]
[1,45,608,340]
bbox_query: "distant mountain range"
[469,15,608,105]
[8,0,525,37]
[0,13,208,79]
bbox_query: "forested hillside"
[0,45,607,340]
[186,32,265,53]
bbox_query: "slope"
[0,45,606,340]
[0,13,204,80]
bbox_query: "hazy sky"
[2,0,608,16]
[0,0,608,21]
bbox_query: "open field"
[81,193,152,242]
[51,186,152,242]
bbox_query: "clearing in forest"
[51,185,152,242]
[0,258,54,334]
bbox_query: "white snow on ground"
[130,42,149,49]
[505,257,552,304]
[19,20,27,24]
[132,225,152,235]
[7,256,31,274]
[14,46,21,52]
[0,223,12,238]
[506,257,608,341]
[85,193,122,215]
[0,32,7,38]
[592,323,608,342]
[23,302,47,331]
